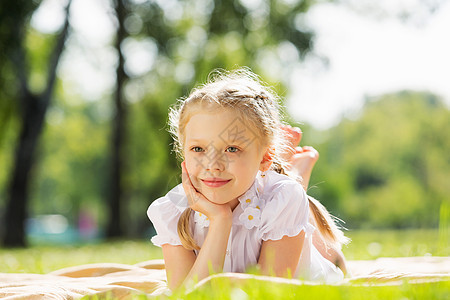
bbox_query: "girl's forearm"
[183,216,232,287]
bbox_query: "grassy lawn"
[0,229,448,299]
[0,239,162,274]
[343,228,448,260]
[177,278,449,300]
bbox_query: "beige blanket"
[0,257,448,299]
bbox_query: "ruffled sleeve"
[258,180,312,241]
[147,184,187,247]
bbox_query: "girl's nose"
[205,151,226,172]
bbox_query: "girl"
[147,69,349,290]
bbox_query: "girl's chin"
[202,192,229,205]
[205,196,226,204]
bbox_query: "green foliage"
[26,28,59,94]
[306,91,450,229]
[31,97,109,225]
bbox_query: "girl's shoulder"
[263,170,302,190]
[238,170,310,240]
[257,170,306,204]
[238,170,308,218]
[147,184,188,247]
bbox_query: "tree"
[105,0,129,238]
[0,0,73,247]
[308,91,450,229]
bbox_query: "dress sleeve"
[147,185,187,247]
[259,181,313,241]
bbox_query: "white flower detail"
[240,195,262,210]
[240,197,253,209]
[239,207,261,229]
[194,212,210,228]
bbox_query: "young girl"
[147,69,349,290]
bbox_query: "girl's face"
[183,108,270,208]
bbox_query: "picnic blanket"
[0,257,449,299]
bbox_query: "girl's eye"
[191,146,204,152]
[226,146,240,153]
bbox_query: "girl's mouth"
[201,178,231,188]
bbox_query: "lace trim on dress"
[261,225,311,241]
[150,235,182,247]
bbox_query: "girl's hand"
[181,162,232,221]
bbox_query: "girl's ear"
[259,147,274,172]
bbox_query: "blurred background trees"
[0,0,72,246]
[0,0,448,247]
[303,91,450,229]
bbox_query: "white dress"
[147,170,343,283]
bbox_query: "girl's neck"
[229,198,240,211]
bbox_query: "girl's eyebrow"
[185,138,206,143]
[186,137,248,147]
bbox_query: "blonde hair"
[169,69,347,251]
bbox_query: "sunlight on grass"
[343,229,447,260]
[164,275,450,300]
[1,229,447,274]
[0,240,162,274]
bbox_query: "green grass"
[1,229,448,299]
[343,228,449,260]
[177,279,450,300]
[0,239,162,274]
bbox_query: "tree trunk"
[106,0,128,238]
[2,0,72,247]
[4,93,44,247]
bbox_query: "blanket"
[0,257,449,299]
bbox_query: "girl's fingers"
[181,163,233,220]
[181,162,201,206]
[181,162,190,186]
[181,162,191,190]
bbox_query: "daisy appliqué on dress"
[238,171,266,229]
[239,207,261,229]
[194,211,210,228]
